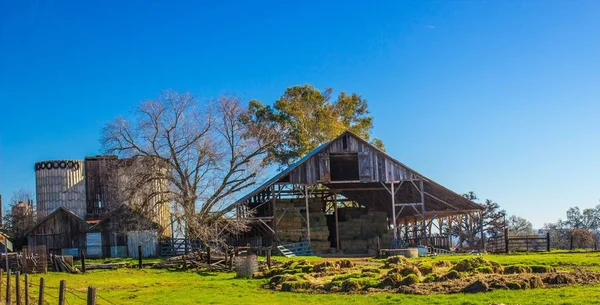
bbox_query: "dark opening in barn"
[329,153,359,181]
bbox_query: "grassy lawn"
[18,252,600,304]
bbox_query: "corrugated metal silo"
[34,160,87,219]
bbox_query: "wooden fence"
[487,233,550,253]
[0,269,115,305]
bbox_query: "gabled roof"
[224,130,483,216]
[24,207,89,236]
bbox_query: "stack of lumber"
[49,255,78,273]
[152,251,231,271]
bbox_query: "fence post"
[546,232,550,252]
[38,278,44,305]
[570,235,574,251]
[504,228,509,254]
[58,280,66,305]
[81,249,86,273]
[138,245,143,269]
[15,271,20,305]
[87,286,97,305]
[6,269,11,304]
[266,248,271,270]
[376,237,381,258]
[207,247,211,264]
[0,268,3,302]
[24,274,28,305]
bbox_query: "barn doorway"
[329,153,359,181]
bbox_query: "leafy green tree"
[250,84,384,166]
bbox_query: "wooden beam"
[305,185,311,244]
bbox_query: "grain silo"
[34,160,86,219]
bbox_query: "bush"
[504,265,532,274]
[399,274,420,286]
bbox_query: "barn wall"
[289,133,417,184]
[26,210,88,254]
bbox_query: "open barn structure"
[225,131,483,254]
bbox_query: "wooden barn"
[24,207,88,256]
[87,205,163,258]
[225,131,483,254]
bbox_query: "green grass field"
[20,252,600,304]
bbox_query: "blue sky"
[1,1,599,228]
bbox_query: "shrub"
[504,265,532,274]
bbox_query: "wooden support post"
[375,237,380,258]
[391,182,397,241]
[419,180,426,247]
[58,280,66,305]
[570,235,574,251]
[15,271,20,305]
[87,287,97,305]
[271,186,277,242]
[138,245,143,269]
[504,228,509,253]
[207,247,211,264]
[546,233,550,252]
[334,196,340,251]
[0,268,3,302]
[6,269,11,305]
[480,212,485,252]
[80,249,86,273]
[266,249,271,269]
[304,185,311,244]
[37,278,44,305]
[24,274,28,305]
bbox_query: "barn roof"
[225,130,482,218]
[24,207,88,236]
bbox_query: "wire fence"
[0,269,117,305]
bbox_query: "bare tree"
[4,189,36,239]
[507,215,533,236]
[101,91,280,248]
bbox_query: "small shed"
[88,205,162,258]
[24,207,88,256]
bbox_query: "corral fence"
[0,269,116,305]
[487,233,550,253]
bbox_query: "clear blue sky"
[1,1,599,228]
